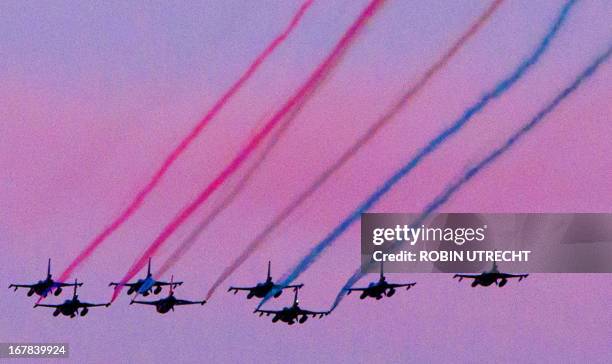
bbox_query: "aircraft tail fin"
[492,261,499,272]
[380,261,384,280]
[170,275,174,295]
[73,279,79,298]
[47,258,52,278]
[267,261,271,280]
[147,257,152,276]
[293,287,299,304]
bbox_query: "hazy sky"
[1,1,611,362]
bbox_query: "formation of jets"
[9,259,528,324]
[130,276,206,314]
[34,280,109,318]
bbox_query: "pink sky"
[1,1,611,362]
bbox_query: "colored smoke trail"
[155,105,297,278]
[155,58,340,279]
[205,0,504,300]
[54,0,315,287]
[258,0,577,309]
[111,0,387,302]
[331,42,612,311]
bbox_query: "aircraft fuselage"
[52,299,90,318]
[249,281,278,299]
[154,297,176,314]
[359,281,398,299]
[272,307,301,325]
[471,273,508,287]
[30,280,54,297]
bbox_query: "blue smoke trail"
[257,0,577,309]
[331,42,612,311]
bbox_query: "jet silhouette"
[254,287,330,325]
[228,261,303,299]
[454,262,528,287]
[345,262,416,300]
[109,258,182,296]
[9,258,82,297]
[34,279,110,317]
[130,276,205,314]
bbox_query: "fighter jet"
[8,258,82,297]
[453,262,528,287]
[34,279,110,317]
[345,262,416,300]
[228,261,303,299]
[254,287,330,325]
[130,276,205,314]
[109,258,182,296]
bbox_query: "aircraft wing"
[54,281,83,288]
[297,308,330,318]
[34,303,62,308]
[254,308,280,316]
[174,299,206,306]
[453,274,479,281]
[108,282,138,287]
[9,283,34,288]
[80,302,110,308]
[155,281,183,288]
[344,287,369,295]
[130,299,161,306]
[274,283,304,290]
[499,273,529,280]
[228,286,255,293]
[388,282,417,289]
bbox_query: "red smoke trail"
[112,0,387,301]
[52,0,315,290]
[155,33,346,279]
[155,87,320,279]
[154,111,290,278]
[204,0,504,300]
